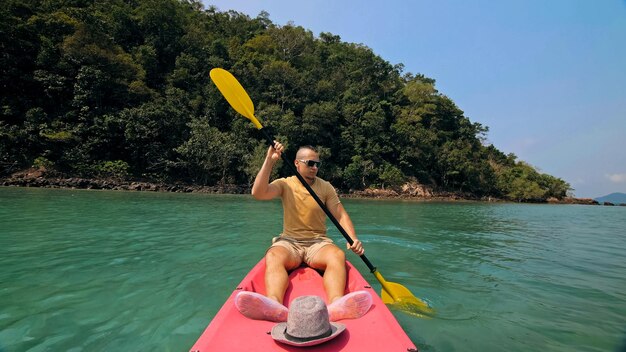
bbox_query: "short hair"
[296,145,318,159]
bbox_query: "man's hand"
[347,239,364,255]
[268,141,284,162]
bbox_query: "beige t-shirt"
[270,176,341,240]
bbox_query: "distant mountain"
[595,192,626,204]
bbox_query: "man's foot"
[327,290,373,321]
[234,291,288,322]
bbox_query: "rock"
[400,182,433,198]
[352,188,399,198]
[559,197,599,205]
[11,167,46,180]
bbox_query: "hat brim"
[271,322,346,347]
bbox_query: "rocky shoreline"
[0,168,248,194]
[343,187,602,205]
[0,168,608,205]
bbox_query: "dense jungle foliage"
[0,0,571,201]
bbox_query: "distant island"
[595,193,626,205]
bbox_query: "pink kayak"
[190,259,418,351]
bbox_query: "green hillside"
[0,0,570,201]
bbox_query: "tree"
[122,97,189,177]
[175,118,240,185]
[379,163,405,190]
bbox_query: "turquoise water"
[1,187,625,351]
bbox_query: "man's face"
[295,149,321,182]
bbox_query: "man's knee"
[331,247,346,263]
[330,255,345,270]
[266,247,298,269]
[266,248,286,264]
[312,245,345,269]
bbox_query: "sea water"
[1,187,625,351]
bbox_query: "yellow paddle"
[209,68,434,317]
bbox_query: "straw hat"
[271,296,346,347]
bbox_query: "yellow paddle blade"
[209,68,263,129]
[374,271,434,318]
[381,281,435,318]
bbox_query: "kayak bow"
[190,259,418,351]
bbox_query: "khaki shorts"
[267,235,335,266]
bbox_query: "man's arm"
[251,142,283,200]
[329,202,365,255]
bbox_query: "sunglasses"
[297,159,322,168]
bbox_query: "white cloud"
[606,173,626,183]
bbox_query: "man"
[235,142,372,322]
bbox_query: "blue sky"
[203,0,626,198]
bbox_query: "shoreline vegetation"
[2,167,606,206]
[2,1,573,204]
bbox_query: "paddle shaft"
[258,128,378,274]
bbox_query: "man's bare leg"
[309,245,372,321]
[309,244,347,302]
[265,246,300,304]
[234,247,299,322]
